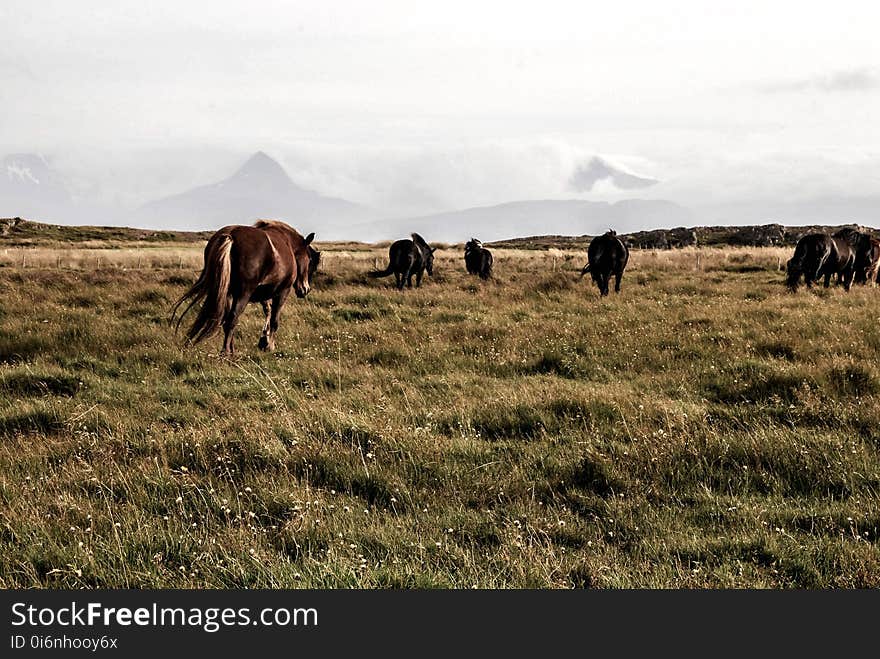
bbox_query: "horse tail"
[818,239,837,279]
[482,252,493,279]
[368,261,396,278]
[170,232,234,344]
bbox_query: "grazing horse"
[464,238,493,280]
[834,227,880,285]
[580,230,629,296]
[868,238,880,286]
[370,233,436,289]
[786,233,855,291]
[171,220,318,355]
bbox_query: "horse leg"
[824,272,832,288]
[263,289,290,352]
[222,295,250,356]
[614,271,622,293]
[803,268,813,288]
[258,301,272,351]
[394,271,403,290]
[416,269,423,287]
[405,267,414,288]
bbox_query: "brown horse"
[171,220,318,355]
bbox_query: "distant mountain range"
[4,149,880,243]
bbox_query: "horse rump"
[581,230,628,295]
[170,231,234,344]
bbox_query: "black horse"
[464,238,493,280]
[786,233,855,291]
[580,230,629,296]
[370,233,436,289]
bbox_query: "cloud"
[568,157,658,192]
[276,142,660,217]
[759,68,879,93]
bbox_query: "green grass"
[0,245,878,588]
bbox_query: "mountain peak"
[231,151,293,186]
[134,150,374,231]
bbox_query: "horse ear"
[431,247,437,253]
[304,232,315,246]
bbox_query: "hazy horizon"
[3,1,879,234]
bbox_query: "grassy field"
[0,241,878,588]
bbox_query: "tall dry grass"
[0,243,877,588]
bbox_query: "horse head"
[412,233,437,276]
[294,232,316,298]
[425,246,437,276]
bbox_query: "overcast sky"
[2,1,879,214]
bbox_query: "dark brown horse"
[834,227,880,285]
[171,220,318,355]
[786,233,855,291]
[868,237,880,286]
